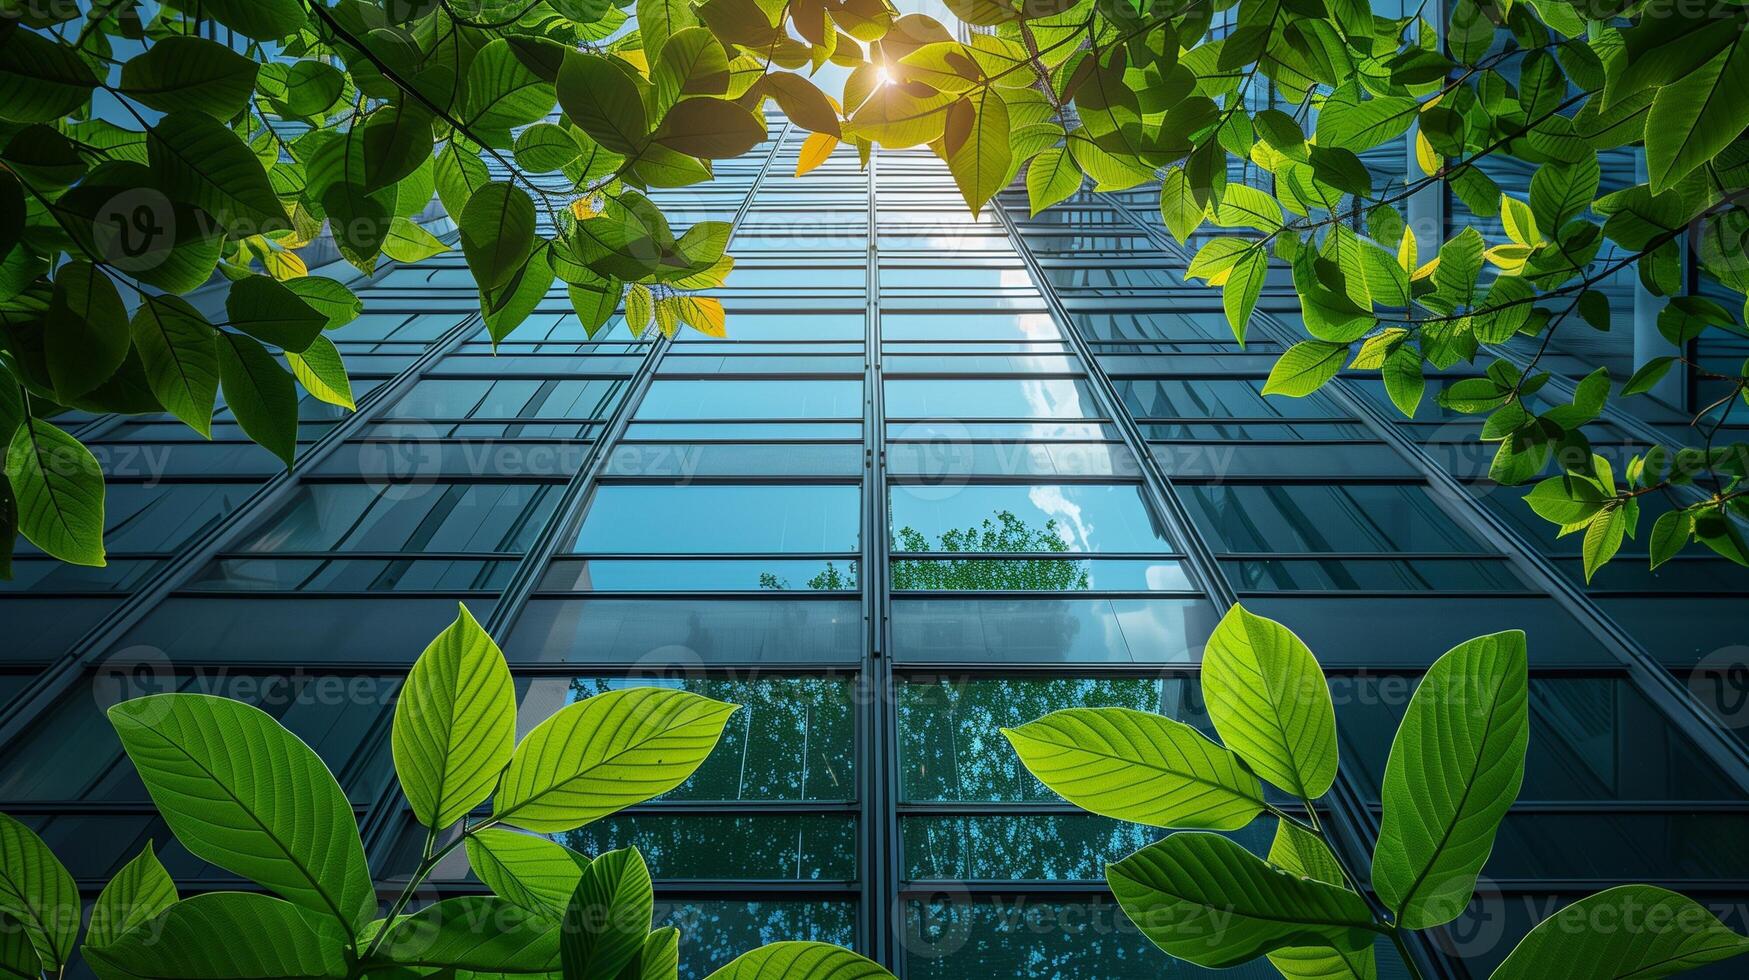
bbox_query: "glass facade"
[4,115,1748,979]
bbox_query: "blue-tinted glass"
[534,676,857,801]
[1337,676,1739,800]
[896,677,1209,802]
[572,485,859,553]
[885,379,1101,418]
[890,484,1172,552]
[636,380,862,419]
[1182,484,1488,553]
[240,483,559,553]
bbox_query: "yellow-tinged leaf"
[1500,194,1541,247]
[796,131,839,176]
[624,283,653,335]
[1484,243,1535,274]
[1206,266,1233,286]
[263,248,307,281]
[1398,226,1417,274]
[571,194,606,220]
[1412,255,1440,281]
[1415,129,1439,177]
[616,50,649,75]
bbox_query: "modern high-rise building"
[3,113,1747,979]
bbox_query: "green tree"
[1007,603,1749,980]
[0,605,896,980]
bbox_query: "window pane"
[885,379,1101,419]
[1181,484,1486,554]
[897,677,1209,802]
[891,484,1172,553]
[573,485,860,553]
[636,380,862,419]
[516,676,856,801]
[240,484,560,554]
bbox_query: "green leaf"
[270,61,345,118]
[1644,34,1749,192]
[493,687,738,832]
[130,295,219,438]
[1107,833,1376,969]
[0,813,79,972]
[460,182,537,292]
[1159,167,1203,244]
[107,693,374,933]
[45,259,130,400]
[1649,509,1693,569]
[560,847,651,980]
[465,829,589,920]
[1492,885,1749,979]
[1528,155,1599,233]
[285,337,354,412]
[1622,356,1677,396]
[482,247,554,344]
[361,104,435,193]
[1372,630,1529,929]
[1223,248,1268,346]
[436,145,492,225]
[1026,147,1082,216]
[0,24,98,123]
[1203,605,1339,799]
[371,897,559,974]
[394,604,516,829]
[466,38,559,133]
[88,843,178,949]
[569,276,623,337]
[83,892,348,980]
[1265,341,1348,397]
[1266,821,1378,980]
[282,278,363,331]
[942,92,1011,216]
[654,29,730,116]
[628,927,680,980]
[558,54,649,155]
[0,910,40,980]
[1582,505,1630,581]
[148,112,289,235]
[1001,707,1265,830]
[119,36,259,120]
[638,0,701,69]
[1524,473,1607,525]
[168,0,307,40]
[6,418,106,567]
[226,275,327,353]
[703,942,895,980]
[382,217,450,263]
[653,97,765,159]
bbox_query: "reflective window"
[572,485,860,553]
[240,483,560,554]
[636,380,862,419]
[890,484,1172,553]
[897,677,1209,802]
[1181,484,1487,554]
[885,379,1101,419]
[518,677,857,801]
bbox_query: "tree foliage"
[1008,604,1749,980]
[0,605,897,980]
[5,0,1748,576]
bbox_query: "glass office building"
[4,111,1748,978]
